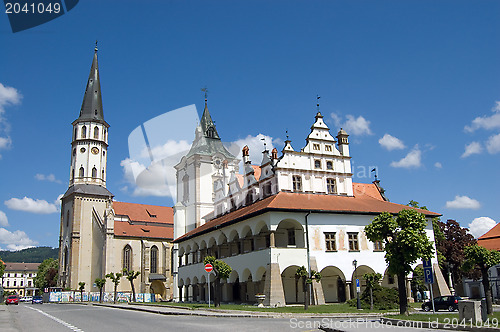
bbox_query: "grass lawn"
[141,302,398,314]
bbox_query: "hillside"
[0,247,59,263]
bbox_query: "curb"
[380,317,500,332]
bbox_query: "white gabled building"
[173,110,446,306]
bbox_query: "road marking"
[27,306,85,332]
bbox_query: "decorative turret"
[200,101,220,139]
[242,145,250,164]
[336,128,349,157]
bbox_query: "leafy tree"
[365,209,434,315]
[78,281,85,302]
[123,269,140,302]
[95,278,106,303]
[462,244,500,315]
[295,266,321,310]
[435,219,477,293]
[34,258,58,291]
[0,258,5,279]
[203,256,231,307]
[105,272,122,304]
[363,272,382,310]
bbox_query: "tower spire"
[78,46,105,122]
[199,88,220,139]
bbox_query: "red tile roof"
[174,182,440,243]
[113,201,173,240]
[478,222,500,251]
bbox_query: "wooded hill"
[0,247,58,263]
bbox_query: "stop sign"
[204,263,213,273]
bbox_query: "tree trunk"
[130,281,136,302]
[370,287,373,310]
[481,267,493,315]
[114,284,118,304]
[80,289,83,302]
[397,272,408,315]
[303,279,309,310]
[99,288,103,303]
[214,277,221,307]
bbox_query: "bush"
[346,284,399,310]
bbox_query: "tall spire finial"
[261,137,267,151]
[316,95,321,111]
[286,129,289,141]
[95,40,98,53]
[201,87,208,106]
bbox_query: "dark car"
[32,296,43,304]
[5,295,19,305]
[422,295,462,312]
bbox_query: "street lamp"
[353,259,361,309]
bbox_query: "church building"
[58,47,174,300]
[173,108,444,306]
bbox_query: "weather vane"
[261,137,267,150]
[285,129,289,141]
[95,40,98,52]
[371,167,378,181]
[316,95,321,111]
[201,87,209,103]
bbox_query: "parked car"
[422,295,462,312]
[20,296,33,302]
[32,296,43,304]
[5,295,19,305]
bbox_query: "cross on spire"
[201,87,209,106]
[95,40,98,52]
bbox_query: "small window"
[123,245,132,271]
[74,128,78,139]
[325,145,332,152]
[373,240,384,251]
[93,126,99,139]
[79,167,84,178]
[348,232,359,251]
[72,148,76,156]
[327,178,336,194]
[314,160,321,169]
[326,161,333,170]
[287,229,296,246]
[313,143,320,150]
[292,175,302,191]
[92,167,97,178]
[81,126,87,138]
[325,232,336,251]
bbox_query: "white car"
[20,296,33,302]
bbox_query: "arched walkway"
[281,265,303,304]
[320,266,346,303]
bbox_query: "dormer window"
[314,160,321,169]
[313,143,320,150]
[326,161,333,170]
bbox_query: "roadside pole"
[423,259,435,313]
[204,263,213,308]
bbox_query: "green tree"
[123,269,140,302]
[295,266,321,310]
[105,272,122,304]
[462,244,500,315]
[95,278,106,303]
[0,258,5,279]
[203,256,231,307]
[78,281,85,302]
[365,209,434,315]
[34,258,59,292]
[363,272,382,310]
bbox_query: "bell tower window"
[92,167,97,178]
[81,126,87,138]
[79,167,84,178]
[93,126,99,139]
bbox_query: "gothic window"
[123,245,132,271]
[81,126,87,138]
[373,240,384,252]
[326,161,333,170]
[313,143,320,150]
[63,246,69,272]
[79,167,84,178]
[348,232,359,251]
[315,160,321,169]
[150,246,158,274]
[325,145,332,152]
[324,232,336,251]
[92,167,97,178]
[71,168,75,180]
[93,126,99,139]
[292,175,302,192]
[327,178,337,194]
[66,211,70,228]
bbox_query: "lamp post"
[353,259,361,309]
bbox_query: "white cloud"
[343,115,373,136]
[379,134,405,151]
[35,173,62,183]
[465,101,500,133]
[390,146,422,168]
[468,217,497,239]
[0,210,8,227]
[445,195,481,210]
[4,196,58,214]
[0,136,11,150]
[231,134,277,165]
[0,228,37,251]
[486,133,500,154]
[329,113,372,136]
[0,83,21,159]
[434,162,442,169]
[461,141,483,158]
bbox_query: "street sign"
[423,259,434,284]
[204,263,213,273]
[356,278,360,293]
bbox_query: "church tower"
[58,46,114,291]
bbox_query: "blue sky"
[0,0,499,250]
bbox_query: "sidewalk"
[0,306,18,332]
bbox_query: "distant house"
[1,262,40,296]
[463,223,500,299]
